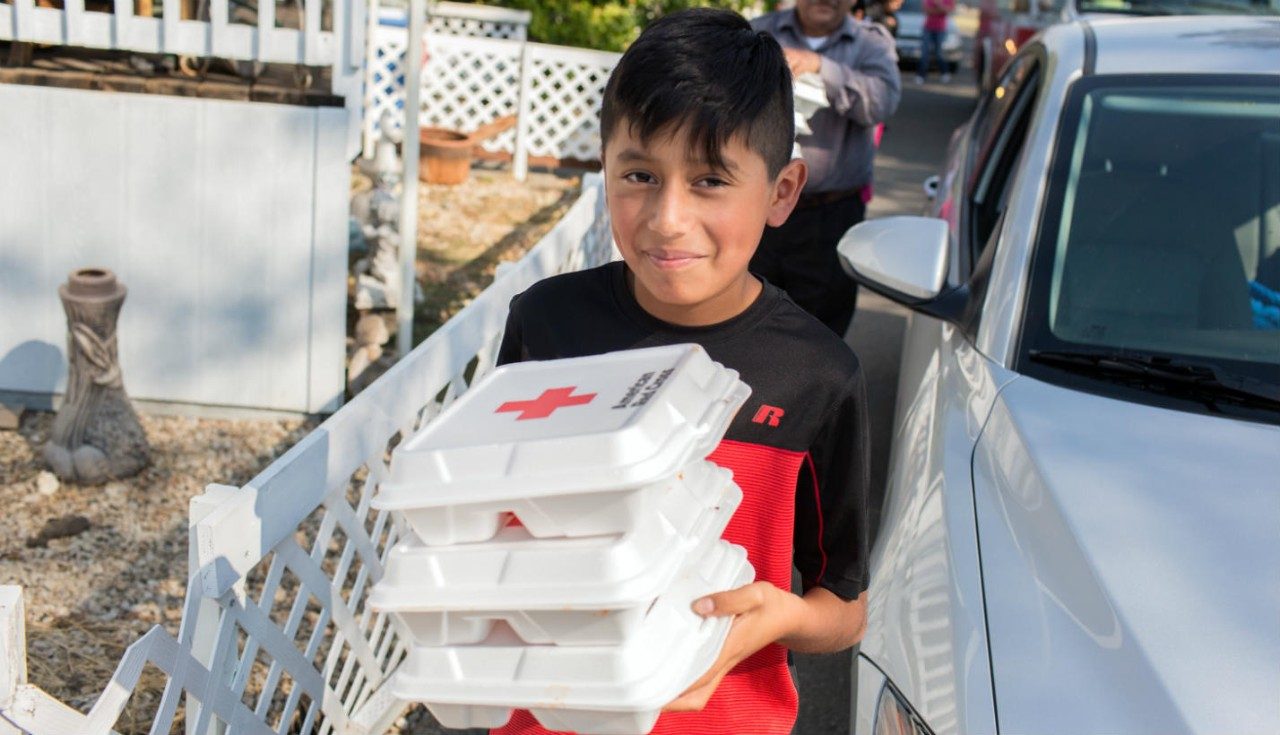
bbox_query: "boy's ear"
[766,158,808,228]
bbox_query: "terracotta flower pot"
[418,115,519,186]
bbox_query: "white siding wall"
[0,83,349,414]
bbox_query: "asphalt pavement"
[789,47,979,735]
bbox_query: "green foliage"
[473,0,773,52]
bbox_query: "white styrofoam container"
[369,461,742,646]
[373,345,750,545]
[392,541,755,735]
[794,73,830,120]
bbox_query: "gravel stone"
[35,470,59,496]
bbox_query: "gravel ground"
[413,165,582,341]
[0,411,316,731]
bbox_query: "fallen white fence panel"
[0,174,614,735]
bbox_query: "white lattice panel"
[524,46,618,162]
[0,177,617,735]
[365,28,621,165]
[427,15,518,39]
[364,27,409,151]
[420,33,523,153]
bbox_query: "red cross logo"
[496,386,597,421]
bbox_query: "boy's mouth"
[643,250,704,270]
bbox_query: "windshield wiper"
[1028,349,1280,411]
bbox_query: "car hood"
[972,376,1280,734]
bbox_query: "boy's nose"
[646,184,693,239]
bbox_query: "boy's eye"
[623,171,656,184]
[697,176,730,188]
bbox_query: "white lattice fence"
[364,23,620,170]
[0,176,616,735]
[421,33,524,154]
[424,1,528,39]
[522,45,619,163]
[361,3,530,156]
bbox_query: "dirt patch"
[416,166,582,341]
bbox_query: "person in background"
[866,0,903,37]
[916,0,955,84]
[751,0,901,338]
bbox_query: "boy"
[492,9,870,735]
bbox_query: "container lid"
[368,462,740,612]
[375,344,750,507]
[391,541,754,712]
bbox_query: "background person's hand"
[662,581,803,712]
[782,47,823,77]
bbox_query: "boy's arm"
[667,365,873,711]
[665,584,866,711]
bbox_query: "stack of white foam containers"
[370,344,754,734]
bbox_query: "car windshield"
[1022,79,1280,413]
[1076,0,1280,14]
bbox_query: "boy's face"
[603,123,806,327]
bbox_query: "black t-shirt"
[497,261,870,602]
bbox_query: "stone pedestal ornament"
[354,119,406,312]
[43,269,150,483]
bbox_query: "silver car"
[839,16,1280,735]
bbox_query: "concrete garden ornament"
[43,268,150,483]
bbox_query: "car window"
[966,56,1041,271]
[1020,76,1280,422]
[969,55,1036,164]
[1076,0,1278,15]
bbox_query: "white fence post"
[361,0,383,158]
[185,485,240,735]
[0,588,25,713]
[513,38,534,182]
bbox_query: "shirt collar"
[779,8,858,43]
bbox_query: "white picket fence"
[0,0,366,158]
[0,174,616,735]
[364,14,621,177]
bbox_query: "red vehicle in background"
[973,0,1062,89]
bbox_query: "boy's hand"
[662,581,803,712]
[782,47,823,77]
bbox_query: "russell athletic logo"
[752,404,785,427]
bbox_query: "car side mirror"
[837,217,969,324]
[923,175,940,201]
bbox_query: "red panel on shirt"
[489,440,805,735]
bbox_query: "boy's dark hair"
[599,7,795,179]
